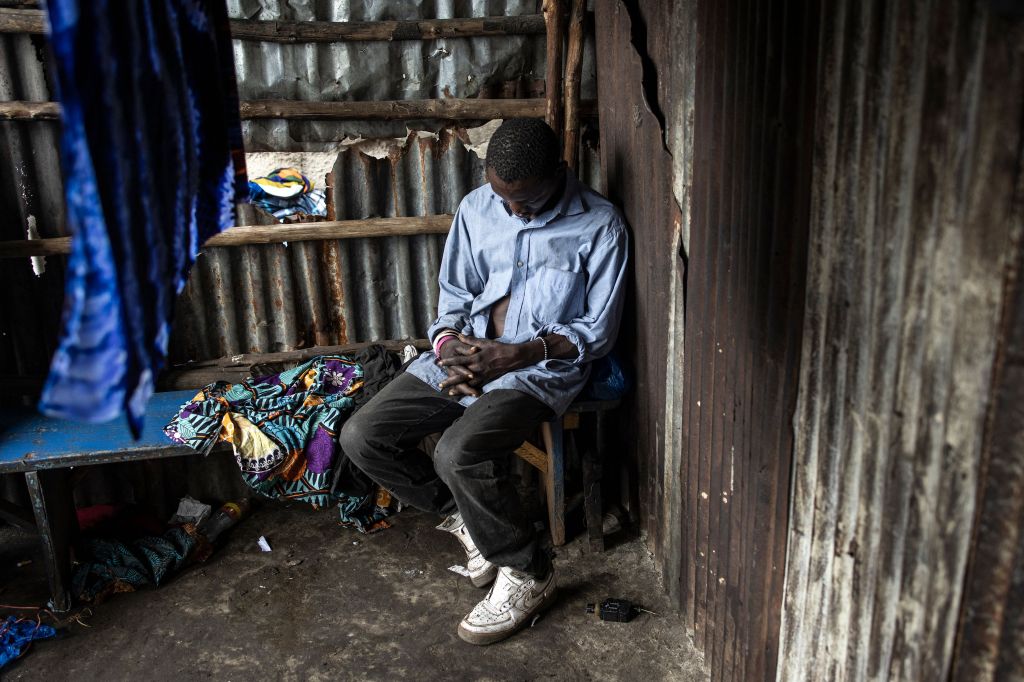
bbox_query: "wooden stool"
[515,399,619,551]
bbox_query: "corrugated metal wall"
[0,0,601,377]
[0,2,601,507]
[954,224,1024,679]
[679,0,818,680]
[596,1,817,680]
[778,2,1024,681]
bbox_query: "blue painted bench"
[0,384,618,610]
[0,390,200,611]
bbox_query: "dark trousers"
[339,372,554,576]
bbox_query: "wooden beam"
[0,8,546,41]
[238,98,546,121]
[159,339,430,390]
[542,0,565,142]
[204,215,452,246]
[0,235,70,257]
[0,99,545,121]
[0,215,454,259]
[0,97,596,123]
[0,100,59,120]
[562,0,586,171]
[229,15,546,42]
[0,7,39,32]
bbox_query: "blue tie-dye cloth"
[39,0,247,436]
[0,616,57,670]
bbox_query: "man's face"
[486,166,565,221]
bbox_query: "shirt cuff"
[536,324,587,365]
[428,314,470,343]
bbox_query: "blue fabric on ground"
[0,617,57,669]
[39,0,247,436]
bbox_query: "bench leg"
[541,420,566,547]
[582,413,605,552]
[25,469,77,613]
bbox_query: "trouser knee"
[338,413,377,467]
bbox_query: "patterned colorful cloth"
[165,355,396,532]
[249,167,327,221]
[39,0,247,436]
[71,525,208,604]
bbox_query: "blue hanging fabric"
[39,0,247,436]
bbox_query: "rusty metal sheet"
[778,3,1024,681]
[596,1,817,681]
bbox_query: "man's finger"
[439,370,471,389]
[439,376,467,389]
[439,355,474,369]
[449,383,480,398]
[453,342,479,356]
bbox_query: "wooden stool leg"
[582,413,605,552]
[25,469,77,612]
[541,420,566,546]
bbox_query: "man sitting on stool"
[340,118,629,645]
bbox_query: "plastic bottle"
[197,499,251,542]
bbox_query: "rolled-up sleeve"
[537,223,629,364]
[427,206,483,342]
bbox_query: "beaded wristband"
[537,336,549,362]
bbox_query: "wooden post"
[324,172,336,222]
[543,0,565,143]
[561,0,586,171]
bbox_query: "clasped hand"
[435,334,527,397]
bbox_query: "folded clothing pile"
[248,167,327,221]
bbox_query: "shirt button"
[517,260,524,268]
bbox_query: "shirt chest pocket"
[526,266,585,324]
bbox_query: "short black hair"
[486,118,561,183]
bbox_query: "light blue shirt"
[405,172,629,416]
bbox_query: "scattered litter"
[530,613,542,627]
[15,559,32,568]
[169,496,212,526]
[352,541,359,546]
[231,354,245,363]
[586,598,648,623]
[286,559,303,567]
[257,536,272,552]
[198,500,250,542]
[403,569,423,577]
[447,565,470,577]
[401,344,419,363]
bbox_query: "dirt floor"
[1,503,706,681]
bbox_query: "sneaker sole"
[456,588,558,646]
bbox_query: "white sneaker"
[436,512,498,588]
[457,565,557,645]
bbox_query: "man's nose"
[508,202,530,217]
